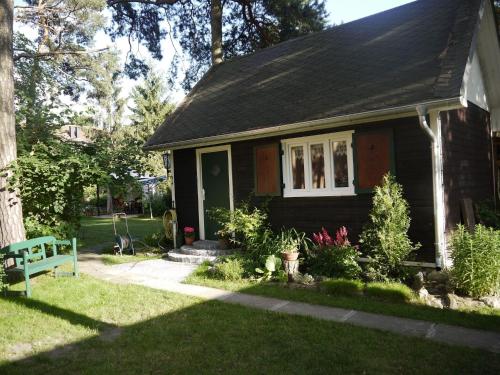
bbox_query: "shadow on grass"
[1,292,500,375]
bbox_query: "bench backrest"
[0,236,57,267]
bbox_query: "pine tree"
[359,174,420,281]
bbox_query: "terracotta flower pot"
[281,252,299,261]
[185,236,195,246]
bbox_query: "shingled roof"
[145,0,483,150]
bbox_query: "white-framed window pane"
[310,143,325,189]
[291,145,305,189]
[332,140,349,188]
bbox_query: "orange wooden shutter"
[254,144,281,196]
[354,130,394,192]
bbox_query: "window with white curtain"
[281,131,355,197]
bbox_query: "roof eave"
[143,97,464,151]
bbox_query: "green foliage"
[255,254,284,282]
[476,200,500,229]
[320,279,364,296]
[214,257,245,281]
[307,245,362,279]
[364,282,415,303]
[275,228,309,254]
[143,230,165,248]
[144,193,171,217]
[450,225,500,298]
[208,202,268,248]
[11,140,104,238]
[108,0,328,87]
[359,174,420,281]
[125,70,175,176]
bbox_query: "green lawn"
[1,274,499,374]
[185,263,500,333]
[78,216,163,251]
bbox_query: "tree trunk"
[0,0,26,249]
[210,0,223,65]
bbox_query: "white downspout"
[416,105,447,270]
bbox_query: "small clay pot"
[185,236,195,246]
[281,252,299,261]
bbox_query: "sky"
[326,0,415,25]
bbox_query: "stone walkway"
[78,254,500,354]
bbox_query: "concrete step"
[193,240,220,250]
[166,251,216,265]
[180,245,234,257]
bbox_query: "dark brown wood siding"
[231,118,436,262]
[441,103,493,233]
[173,148,199,237]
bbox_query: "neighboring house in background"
[57,125,93,144]
[145,0,500,269]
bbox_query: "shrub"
[308,245,362,279]
[450,225,500,298]
[24,216,78,239]
[143,230,165,247]
[359,174,420,281]
[308,227,361,279]
[144,193,171,217]
[364,282,414,303]
[214,257,245,281]
[208,203,268,250]
[476,200,500,229]
[320,278,364,296]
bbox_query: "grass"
[78,216,163,251]
[1,274,499,374]
[185,263,500,332]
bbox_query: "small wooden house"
[145,0,500,268]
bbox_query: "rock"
[412,271,425,291]
[444,293,485,310]
[480,296,500,309]
[424,295,444,309]
[418,287,429,298]
[426,270,449,283]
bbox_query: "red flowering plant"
[309,226,361,279]
[183,226,195,238]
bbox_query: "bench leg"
[72,238,79,277]
[24,267,31,298]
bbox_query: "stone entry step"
[192,240,220,250]
[167,240,238,264]
[166,252,217,264]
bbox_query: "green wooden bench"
[0,236,78,298]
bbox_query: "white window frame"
[281,131,355,198]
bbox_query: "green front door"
[201,150,230,240]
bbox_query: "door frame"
[196,144,234,240]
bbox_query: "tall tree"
[107,0,328,88]
[0,0,25,248]
[0,0,118,247]
[125,70,175,175]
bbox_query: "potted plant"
[277,229,301,261]
[184,226,195,246]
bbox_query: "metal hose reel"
[113,213,135,256]
[163,209,178,248]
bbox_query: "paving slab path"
[78,254,500,354]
